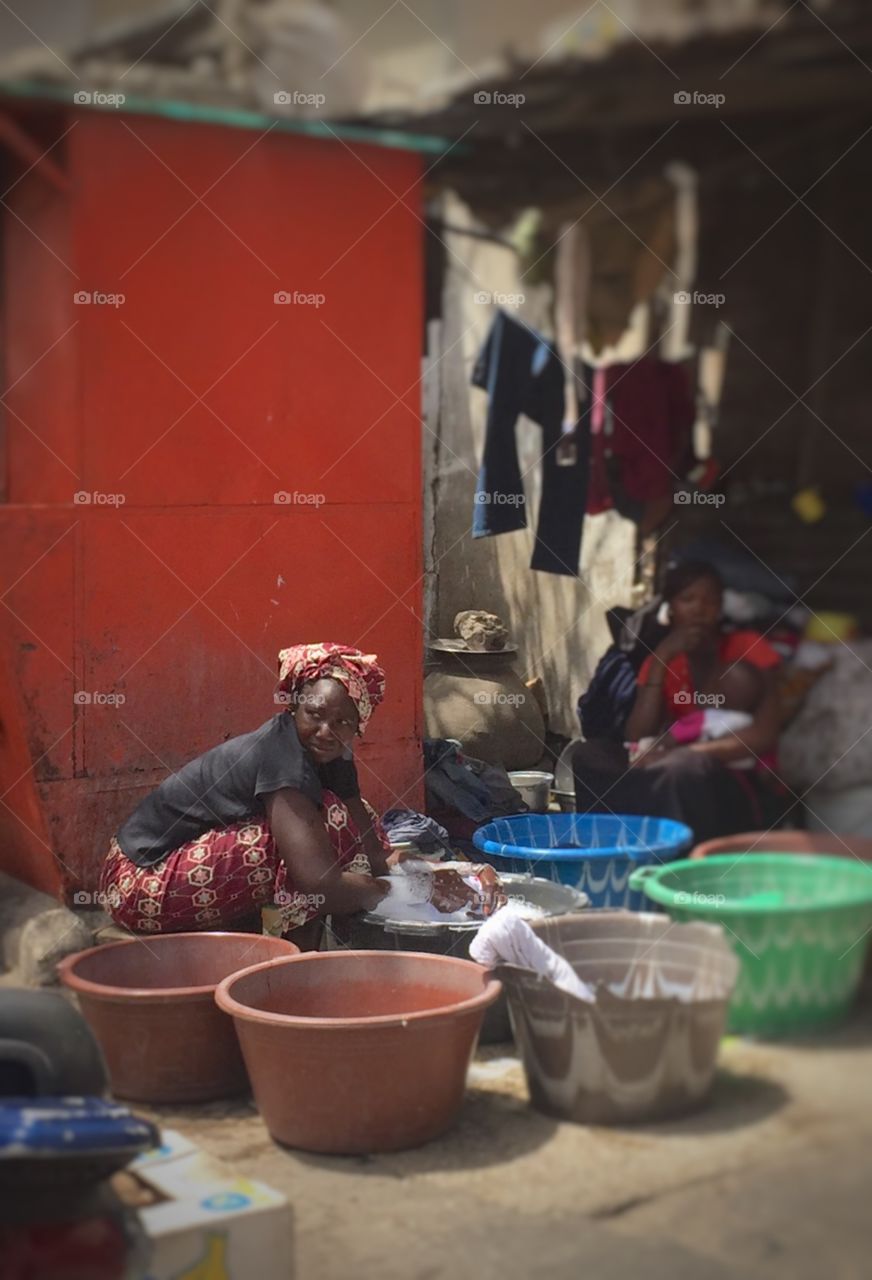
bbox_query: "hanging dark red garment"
[585,358,696,517]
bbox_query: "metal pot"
[499,912,739,1124]
[507,771,554,812]
[339,873,588,1043]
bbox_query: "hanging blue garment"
[472,310,590,576]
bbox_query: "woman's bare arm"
[625,673,667,741]
[625,626,708,742]
[264,788,389,915]
[345,795,391,876]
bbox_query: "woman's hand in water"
[429,868,479,913]
[428,865,506,916]
[471,864,507,917]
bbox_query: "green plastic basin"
[629,854,872,1036]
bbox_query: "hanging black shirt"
[116,713,359,867]
[471,310,590,576]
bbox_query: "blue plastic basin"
[472,813,693,910]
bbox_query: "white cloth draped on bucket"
[470,909,596,1003]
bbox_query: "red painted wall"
[0,108,423,897]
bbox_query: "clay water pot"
[58,932,298,1104]
[424,644,545,770]
[215,950,501,1154]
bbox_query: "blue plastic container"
[472,813,693,910]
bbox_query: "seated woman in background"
[102,643,484,947]
[572,560,789,844]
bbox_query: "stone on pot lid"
[453,610,509,651]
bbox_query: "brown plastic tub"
[215,950,501,1154]
[496,912,738,1125]
[58,932,298,1103]
[692,830,872,861]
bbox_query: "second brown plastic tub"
[215,950,501,1154]
[58,932,298,1103]
[692,830,872,860]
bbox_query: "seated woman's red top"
[637,629,781,724]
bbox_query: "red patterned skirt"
[100,791,388,935]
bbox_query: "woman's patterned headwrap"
[277,643,385,733]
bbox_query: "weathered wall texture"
[424,195,636,740]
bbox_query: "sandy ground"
[140,1005,872,1280]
